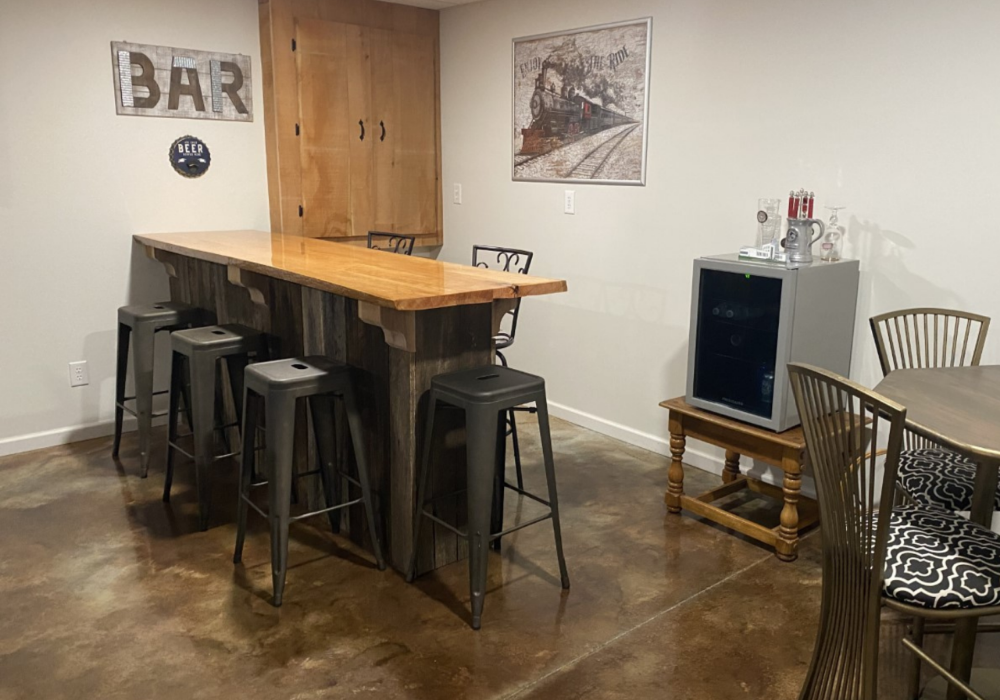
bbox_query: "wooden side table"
[660,396,819,561]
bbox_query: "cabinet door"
[370,30,439,237]
[295,19,373,238]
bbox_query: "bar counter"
[136,230,567,573]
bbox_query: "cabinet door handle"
[380,120,386,142]
[359,119,365,141]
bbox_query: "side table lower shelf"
[660,396,819,562]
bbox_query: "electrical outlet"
[564,190,575,215]
[453,183,463,205]
[69,361,89,387]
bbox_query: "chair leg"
[466,406,498,631]
[132,324,157,478]
[536,397,570,590]
[112,322,131,458]
[189,353,218,532]
[309,395,342,535]
[407,394,439,582]
[509,408,524,490]
[265,393,296,607]
[163,351,184,503]
[233,388,259,565]
[342,381,386,571]
[910,616,925,700]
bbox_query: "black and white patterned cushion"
[898,448,1000,513]
[882,505,1000,610]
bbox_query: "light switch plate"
[453,183,462,205]
[564,190,575,215]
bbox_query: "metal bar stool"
[233,356,386,607]
[163,324,266,531]
[406,364,569,630]
[113,302,208,477]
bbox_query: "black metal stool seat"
[406,364,569,630]
[164,324,266,530]
[113,301,209,477]
[233,356,386,607]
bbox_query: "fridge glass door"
[692,268,783,419]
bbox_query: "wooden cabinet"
[260,0,442,245]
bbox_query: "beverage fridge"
[685,254,860,431]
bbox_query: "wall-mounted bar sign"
[111,41,252,122]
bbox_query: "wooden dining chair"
[367,231,415,255]
[869,308,999,516]
[472,245,534,491]
[789,363,1000,700]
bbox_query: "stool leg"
[234,388,259,565]
[112,322,131,458]
[132,324,156,478]
[407,394,439,582]
[490,410,506,552]
[266,393,296,607]
[163,350,185,503]
[214,366,231,455]
[536,397,570,590]
[466,406,498,631]
[308,395,341,535]
[342,381,386,571]
[509,409,524,490]
[225,354,249,429]
[190,353,218,531]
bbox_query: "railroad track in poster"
[567,123,640,179]
[513,123,641,180]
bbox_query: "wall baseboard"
[2,399,815,500]
[0,417,148,458]
[547,400,817,499]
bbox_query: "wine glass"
[820,206,846,262]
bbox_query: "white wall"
[0,0,269,455]
[438,0,1000,472]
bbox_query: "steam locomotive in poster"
[520,60,633,154]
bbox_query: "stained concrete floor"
[0,417,996,699]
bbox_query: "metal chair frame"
[473,245,535,490]
[870,308,992,480]
[789,363,1000,700]
[367,231,416,255]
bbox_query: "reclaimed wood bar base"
[660,397,819,562]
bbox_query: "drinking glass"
[756,198,782,248]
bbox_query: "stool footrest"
[118,404,166,419]
[418,508,553,541]
[489,512,553,541]
[167,441,240,463]
[502,483,551,508]
[420,510,465,538]
[421,484,551,510]
[290,497,364,522]
[238,493,365,523]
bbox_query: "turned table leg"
[776,455,802,561]
[723,450,741,484]
[666,416,686,514]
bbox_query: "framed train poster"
[512,18,651,185]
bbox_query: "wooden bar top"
[135,230,567,311]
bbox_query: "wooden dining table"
[876,365,1000,700]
